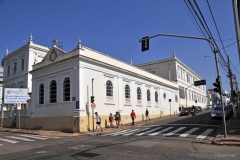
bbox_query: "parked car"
[211,106,231,119]
[196,106,202,112]
[180,108,191,116]
[206,105,213,110]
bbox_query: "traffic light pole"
[140,33,227,138]
[213,50,227,138]
[92,78,94,132]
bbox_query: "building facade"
[1,37,180,132]
[137,52,207,108]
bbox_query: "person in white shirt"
[95,112,103,132]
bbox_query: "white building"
[1,36,206,132]
[137,52,207,108]
[1,34,49,126]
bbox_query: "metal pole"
[92,79,94,132]
[18,110,20,129]
[214,49,227,138]
[1,104,3,128]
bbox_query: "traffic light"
[141,36,149,52]
[91,96,95,103]
[213,78,221,93]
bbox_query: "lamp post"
[140,33,227,138]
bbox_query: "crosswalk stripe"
[180,128,199,137]
[163,127,186,136]
[6,136,35,142]
[196,129,214,140]
[19,135,48,140]
[36,135,60,138]
[103,129,133,136]
[123,128,150,136]
[0,144,3,146]
[136,127,162,136]
[149,127,173,136]
[0,138,18,144]
[113,128,140,136]
[118,128,140,136]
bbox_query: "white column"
[80,67,85,110]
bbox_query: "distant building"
[1,34,49,125]
[137,51,207,108]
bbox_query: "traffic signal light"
[91,96,95,103]
[141,36,149,52]
[213,78,221,93]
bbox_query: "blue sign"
[76,101,79,109]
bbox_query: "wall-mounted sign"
[4,88,28,104]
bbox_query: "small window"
[21,58,25,71]
[39,84,44,104]
[13,62,17,74]
[125,85,130,99]
[106,80,113,97]
[175,94,178,102]
[50,80,57,103]
[63,77,70,101]
[137,87,141,100]
[147,89,151,101]
[7,65,10,76]
[155,91,158,102]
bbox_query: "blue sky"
[0,0,239,92]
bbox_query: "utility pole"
[227,55,234,103]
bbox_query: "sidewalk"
[212,112,240,146]
[0,114,179,137]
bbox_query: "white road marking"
[163,127,186,136]
[19,135,48,140]
[196,129,214,140]
[123,128,150,136]
[0,138,19,144]
[0,144,3,146]
[35,135,60,139]
[6,136,35,142]
[167,124,219,127]
[149,127,173,136]
[179,128,199,137]
[136,127,162,136]
[103,129,133,136]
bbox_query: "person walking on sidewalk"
[95,112,103,132]
[145,108,150,121]
[131,110,136,126]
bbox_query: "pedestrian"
[109,113,114,128]
[191,105,196,116]
[95,112,103,132]
[114,111,120,128]
[179,106,181,112]
[130,110,136,125]
[145,108,150,121]
[182,105,184,110]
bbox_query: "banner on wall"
[4,88,28,104]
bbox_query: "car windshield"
[214,107,227,111]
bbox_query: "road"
[0,110,239,160]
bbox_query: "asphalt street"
[0,110,239,160]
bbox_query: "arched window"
[137,87,141,100]
[147,89,151,101]
[106,80,113,97]
[155,91,158,102]
[125,85,130,99]
[39,84,44,104]
[63,77,70,101]
[50,80,57,103]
